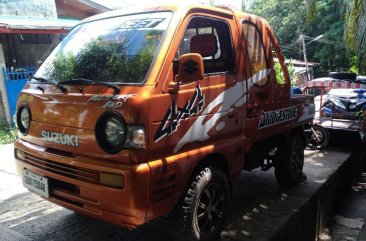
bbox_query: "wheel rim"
[311,129,325,145]
[290,140,304,176]
[196,183,225,235]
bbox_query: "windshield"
[34,11,172,84]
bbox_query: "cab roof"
[80,3,236,24]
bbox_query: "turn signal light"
[16,149,25,161]
[125,126,146,149]
[100,172,125,189]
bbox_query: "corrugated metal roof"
[79,0,111,12]
[0,16,79,32]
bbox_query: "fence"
[2,67,35,124]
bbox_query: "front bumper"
[14,139,151,229]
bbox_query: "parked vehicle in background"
[290,86,329,150]
[291,86,303,95]
[329,72,357,82]
[303,79,366,140]
[328,72,366,84]
[323,88,366,120]
[13,4,315,241]
[356,76,366,84]
[304,77,366,116]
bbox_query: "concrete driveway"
[0,140,363,241]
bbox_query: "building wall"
[0,43,10,123]
[0,0,57,18]
[0,33,60,68]
[56,1,94,19]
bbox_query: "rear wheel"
[169,166,229,241]
[275,134,305,187]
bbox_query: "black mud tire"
[169,166,229,241]
[275,134,305,187]
[329,72,357,81]
[309,125,330,150]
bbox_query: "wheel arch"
[183,152,231,196]
[289,125,307,145]
[196,153,229,178]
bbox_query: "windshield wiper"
[29,76,67,93]
[59,78,120,94]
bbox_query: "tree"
[305,0,366,72]
[250,0,359,75]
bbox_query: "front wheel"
[275,134,305,187]
[169,166,229,241]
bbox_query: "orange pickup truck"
[14,4,314,241]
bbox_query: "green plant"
[348,55,359,74]
[0,121,17,144]
[274,61,297,86]
[287,61,297,86]
[274,62,285,84]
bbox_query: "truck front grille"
[22,153,100,184]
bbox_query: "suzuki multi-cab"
[14,4,315,241]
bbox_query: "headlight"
[17,104,31,135]
[95,112,126,154]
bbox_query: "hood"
[15,84,150,162]
[18,84,140,129]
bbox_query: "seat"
[190,33,218,57]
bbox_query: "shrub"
[0,121,17,144]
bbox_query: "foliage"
[287,62,297,86]
[348,56,358,74]
[250,0,360,75]
[274,62,296,85]
[49,52,76,81]
[304,0,366,72]
[274,62,285,84]
[45,32,158,83]
[250,0,307,59]
[0,121,17,144]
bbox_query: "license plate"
[350,104,356,109]
[22,169,49,198]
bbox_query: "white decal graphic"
[173,69,271,153]
[216,122,225,131]
[258,107,298,129]
[298,101,315,122]
[88,94,136,109]
[88,94,136,102]
[41,130,79,147]
[154,85,205,143]
[102,101,123,109]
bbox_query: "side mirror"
[176,53,204,85]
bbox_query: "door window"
[174,17,234,75]
[242,21,269,86]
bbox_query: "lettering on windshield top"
[258,106,298,129]
[154,85,205,143]
[117,18,164,29]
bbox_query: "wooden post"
[0,43,11,124]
